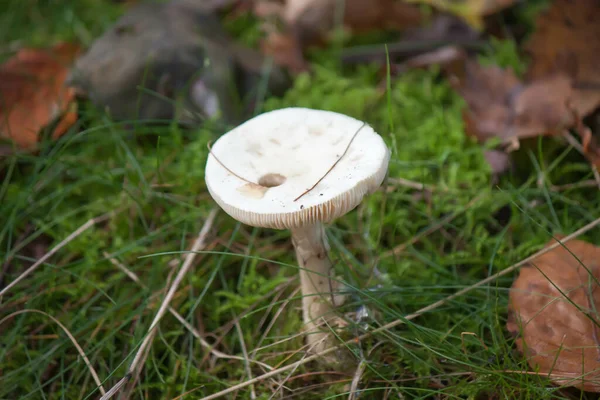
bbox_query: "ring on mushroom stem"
[205,107,390,363]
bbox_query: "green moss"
[2,1,599,399]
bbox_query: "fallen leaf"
[526,0,600,118]
[0,42,80,150]
[507,238,600,392]
[453,61,574,146]
[257,0,423,71]
[283,0,423,45]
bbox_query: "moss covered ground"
[2,1,600,399]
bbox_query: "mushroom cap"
[205,107,390,229]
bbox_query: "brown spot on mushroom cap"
[309,127,323,136]
[258,173,286,187]
[238,183,269,199]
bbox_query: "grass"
[1,0,600,399]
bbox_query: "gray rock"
[68,0,289,125]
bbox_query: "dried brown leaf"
[455,61,520,143]
[0,42,80,150]
[454,61,574,146]
[257,0,422,72]
[507,238,600,392]
[284,0,423,44]
[526,0,600,118]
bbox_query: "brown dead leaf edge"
[255,0,422,73]
[0,42,81,150]
[507,238,600,392]
[454,61,574,144]
[454,0,600,171]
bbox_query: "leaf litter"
[254,0,424,73]
[0,42,80,150]
[507,238,600,392]
[4,0,600,398]
[452,0,600,173]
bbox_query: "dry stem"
[104,251,274,371]
[0,211,115,298]
[99,208,218,400]
[0,309,106,395]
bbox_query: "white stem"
[290,223,338,350]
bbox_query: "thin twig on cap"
[207,141,257,185]
[0,309,106,395]
[294,123,366,202]
[99,208,218,400]
[0,210,116,298]
[196,215,600,400]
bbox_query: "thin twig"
[100,374,130,399]
[294,123,366,202]
[207,141,256,185]
[0,309,106,395]
[348,360,367,400]
[197,215,600,400]
[121,265,177,399]
[266,335,328,400]
[104,252,274,371]
[251,287,301,361]
[100,208,218,400]
[386,177,436,192]
[0,211,115,297]
[550,179,599,191]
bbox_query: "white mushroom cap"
[205,107,390,229]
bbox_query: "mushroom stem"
[291,222,342,352]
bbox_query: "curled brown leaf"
[507,238,600,392]
[526,0,600,118]
[453,61,574,147]
[0,42,80,150]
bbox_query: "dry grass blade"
[0,211,115,297]
[251,287,301,360]
[100,208,218,400]
[0,309,106,395]
[266,335,328,400]
[198,215,600,400]
[234,320,257,399]
[104,251,274,371]
[348,360,367,400]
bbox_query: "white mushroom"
[205,107,390,358]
